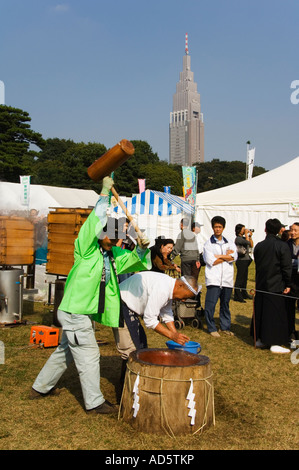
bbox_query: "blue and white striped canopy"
[113,189,194,216]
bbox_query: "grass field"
[0,264,298,450]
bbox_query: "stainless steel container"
[0,268,24,323]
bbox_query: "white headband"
[181,276,202,295]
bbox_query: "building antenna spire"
[185,33,189,55]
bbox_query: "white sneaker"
[270,345,290,354]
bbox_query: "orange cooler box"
[30,326,60,347]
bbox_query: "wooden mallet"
[87,139,144,240]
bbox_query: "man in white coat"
[203,216,238,337]
[113,271,200,360]
[113,271,200,391]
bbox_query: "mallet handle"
[111,187,144,240]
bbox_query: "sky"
[1,0,299,172]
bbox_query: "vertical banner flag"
[182,166,197,206]
[138,179,146,193]
[20,176,31,206]
[247,148,255,179]
[246,141,255,180]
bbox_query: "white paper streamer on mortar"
[186,378,196,425]
[132,373,140,418]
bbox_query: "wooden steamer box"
[0,216,35,265]
[46,208,92,276]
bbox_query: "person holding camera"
[233,224,254,302]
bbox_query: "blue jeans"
[204,286,232,333]
[32,310,104,410]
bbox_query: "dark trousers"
[204,286,232,333]
[122,302,147,351]
[251,292,289,346]
[285,297,298,340]
[181,259,201,306]
[234,259,252,300]
[181,259,200,279]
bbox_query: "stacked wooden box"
[46,208,92,276]
[0,216,35,265]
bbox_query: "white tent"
[195,156,299,244]
[112,189,194,246]
[0,182,100,216]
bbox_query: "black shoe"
[30,387,60,400]
[86,400,118,415]
[243,294,253,300]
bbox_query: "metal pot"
[0,268,24,323]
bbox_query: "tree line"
[0,105,267,196]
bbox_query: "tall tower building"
[169,34,204,166]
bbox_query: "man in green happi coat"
[30,177,151,414]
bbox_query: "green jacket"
[59,209,151,327]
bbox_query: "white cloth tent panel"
[42,185,99,210]
[195,156,299,245]
[196,205,290,246]
[156,213,186,242]
[196,156,299,206]
[0,182,100,215]
[135,213,189,246]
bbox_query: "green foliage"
[113,140,159,195]
[112,141,184,196]
[138,161,183,196]
[0,105,267,196]
[33,138,182,195]
[0,105,45,181]
[195,159,266,193]
[33,138,107,190]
